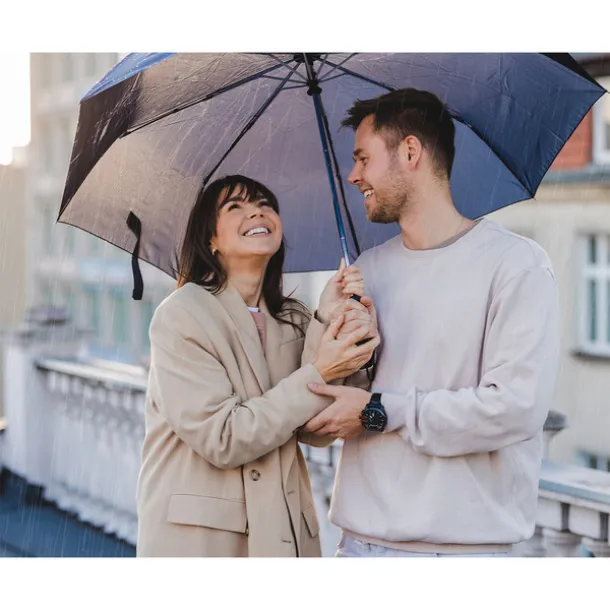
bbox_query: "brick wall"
[550,110,593,170]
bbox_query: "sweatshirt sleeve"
[382,265,560,457]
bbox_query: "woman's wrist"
[312,360,332,383]
[314,309,330,325]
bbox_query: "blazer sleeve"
[148,301,331,470]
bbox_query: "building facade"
[27,53,174,366]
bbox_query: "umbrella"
[58,53,605,299]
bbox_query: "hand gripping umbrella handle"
[350,294,373,347]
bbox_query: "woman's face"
[211,185,283,265]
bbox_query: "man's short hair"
[342,88,456,179]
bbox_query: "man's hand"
[304,384,372,440]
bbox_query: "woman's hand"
[316,259,365,324]
[335,295,378,342]
[312,315,380,383]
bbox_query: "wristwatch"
[359,392,387,432]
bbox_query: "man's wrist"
[360,392,387,432]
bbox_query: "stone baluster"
[74,377,99,524]
[542,528,583,557]
[86,386,112,528]
[101,388,123,539]
[43,371,63,506]
[582,537,610,557]
[112,390,136,542]
[60,374,82,514]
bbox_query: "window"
[576,449,610,472]
[60,286,76,322]
[67,290,76,322]
[593,76,610,164]
[140,299,155,353]
[111,290,130,347]
[578,234,610,356]
[84,288,101,336]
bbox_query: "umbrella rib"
[264,54,309,83]
[261,74,308,87]
[201,66,299,187]
[319,59,395,92]
[124,61,293,136]
[317,53,358,82]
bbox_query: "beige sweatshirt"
[330,218,560,554]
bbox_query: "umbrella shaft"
[311,92,351,266]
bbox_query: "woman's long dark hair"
[177,175,309,336]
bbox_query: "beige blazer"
[136,281,334,557]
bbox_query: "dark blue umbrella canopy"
[59,53,605,290]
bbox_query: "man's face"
[347,115,412,224]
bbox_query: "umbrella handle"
[350,294,373,346]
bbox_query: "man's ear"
[403,135,423,167]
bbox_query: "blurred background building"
[1,53,610,558]
[26,53,174,365]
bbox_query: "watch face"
[362,407,387,432]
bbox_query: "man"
[305,88,560,557]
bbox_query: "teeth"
[364,190,374,199]
[244,227,270,237]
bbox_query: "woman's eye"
[259,201,271,207]
[228,203,240,211]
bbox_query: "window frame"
[578,233,610,357]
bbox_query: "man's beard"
[367,174,412,224]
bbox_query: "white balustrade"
[34,358,147,547]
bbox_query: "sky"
[0,53,30,165]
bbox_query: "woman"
[136,175,378,557]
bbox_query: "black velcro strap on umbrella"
[126,211,144,301]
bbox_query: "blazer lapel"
[259,299,285,386]
[216,283,271,393]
